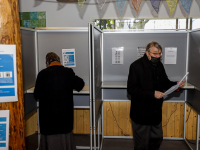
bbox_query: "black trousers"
[132,120,163,150]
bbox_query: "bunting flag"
[115,0,127,14]
[78,0,85,8]
[150,0,161,13]
[166,0,179,15]
[97,0,106,9]
[180,0,192,14]
[131,0,143,13]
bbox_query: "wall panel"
[103,102,185,138]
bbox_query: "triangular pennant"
[166,0,179,15]
[180,0,192,14]
[97,0,107,9]
[131,0,143,13]
[78,0,85,8]
[115,0,127,14]
[150,0,161,13]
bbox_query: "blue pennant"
[115,0,127,14]
[180,0,192,14]
[150,0,161,14]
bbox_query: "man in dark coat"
[127,42,185,150]
[34,52,85,150]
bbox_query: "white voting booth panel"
[89,24,200,150]
[185,29,200,150]
[100,30,189,146]
[22,26,200,150]
[21,27,93,150]
[90,24,103,150]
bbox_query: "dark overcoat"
[127,54,176,125]
[34,63,84,135]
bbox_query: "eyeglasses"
[149,52,162,56]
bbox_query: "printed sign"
[112,47,124,64]
[0,45,18,102]
[62,49,76,67]
[164,47,177,64]
[0,110,9,150]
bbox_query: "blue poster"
[0,88,15,97]
[0,110,9,149]
[0,45,17,102]
[62,49,76,67]
[0,54,14,86]
[0,124,6,141]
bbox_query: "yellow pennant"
[131,0,143,13]
[166,0,178,15]
[78,0,85,8]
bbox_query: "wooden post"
[0,0,26,149]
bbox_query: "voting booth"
[21,27,93,149]
[21,24,200,150]
[89,23,200,150]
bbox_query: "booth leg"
[196,114,199,150]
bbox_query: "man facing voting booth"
[127,41,185,150]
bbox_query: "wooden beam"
[0,0,26,149]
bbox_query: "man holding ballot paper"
[127,41,185,150]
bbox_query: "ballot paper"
[164,72,189,96]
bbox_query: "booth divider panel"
[187,89,200,115]
[73,95,90,107]
[185,104,198,141]
[103,89,185,101]
[104,102,185,137]
[25,110,38,137]
[92,27,103,123]
[73,109,90,134]
[188,30,200,89]
[103,33,187,82]
[37,32,89,85]
[25,108,91,137]
[21,29,37,91]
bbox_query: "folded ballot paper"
[164,72,189,96]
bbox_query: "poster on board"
[0,45,18,103]
[112,47,124,65]
[62,49,76,67]
[0,110,9,150]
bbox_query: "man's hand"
[155,91,165,99]
[177,80,185,88]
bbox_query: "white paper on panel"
[164,47,177,64]
[112,47,124,65]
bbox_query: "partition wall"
[22,24,200,150]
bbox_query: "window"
[94,18,196,30]
[192,18,200,30]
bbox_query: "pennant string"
[115,0,127,14]
[166,0,178,15]
[131,0,142,13]
[180,0,192,14]
[97,0,107,9]
[150,0,161,14]
[78,0,85,8]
